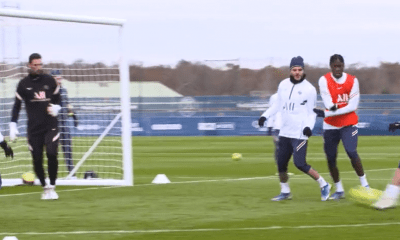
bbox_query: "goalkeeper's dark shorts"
[28,128,59,159]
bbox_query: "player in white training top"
[258,56,331,201]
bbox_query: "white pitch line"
[340,178,390,181]
[143,167,397,186]
[0,186,120,198]
[166,175,278,184]
[360,168,396,172]
[1,222,399,236]
[0,168,396,198]
[174,176,229,179]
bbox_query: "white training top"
[318,72,360,130]
[261,78,317,140]
[265,93,282,130]
[0,131,3,142]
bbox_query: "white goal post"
[0,9,132,186]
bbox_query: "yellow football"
[231,153,242,161]
[348,186,383,205]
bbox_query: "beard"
[28,68,44,76]
[290,74,306,82]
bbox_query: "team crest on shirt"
[34,91,46,99]
[298,91,302,95]
[44,85,49,90]
[337,93,349,105]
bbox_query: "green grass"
[0,136,124,179]
[0,136,399,240]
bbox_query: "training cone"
[152,174,171,184]
[3,237,18,240]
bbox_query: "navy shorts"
[323,126,358,162]
[277,136,311,173]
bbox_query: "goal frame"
[0,9,133,186]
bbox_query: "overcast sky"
[0,0,399,68]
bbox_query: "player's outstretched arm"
[260,86,283,127]
[260,102,279,124]
[52,80,61,105]
[264,93,277,129]
[304,87,317,134]
[10,95,22,142]
[48,77,62,117]
[11,96,22,123]
[318,76,336,110]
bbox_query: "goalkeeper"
[10,53,61,200]
[0,132,14,189]
[50,70,78,175]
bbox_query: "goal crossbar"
[0,9,125,26]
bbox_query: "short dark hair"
[329,54,344,65]
[29,53,42,63]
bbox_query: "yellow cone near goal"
[22,172,35,185]
[231,153,242,161]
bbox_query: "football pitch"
[0,135,399,240]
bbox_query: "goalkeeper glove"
[303,127,312,137]
[389,122,400,132]
[258,116,267,127]
[313,108,325,118]
[47,104,61,117]
[0,140,13,159]
[9,122,19,142]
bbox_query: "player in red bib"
[314,54,369,200]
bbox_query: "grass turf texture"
[0,137,123,179]
[0,135,399,240]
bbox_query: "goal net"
[0,9,132,186]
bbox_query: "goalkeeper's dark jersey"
[11,73,61,135]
